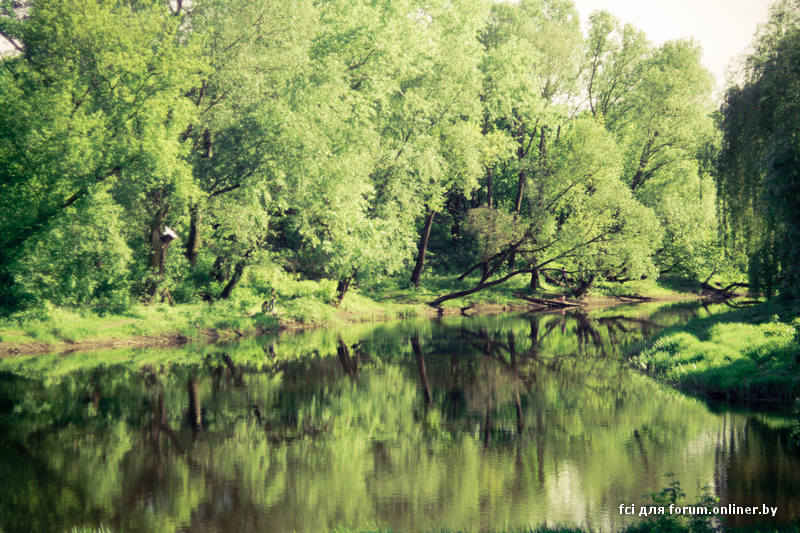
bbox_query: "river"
[0,300,798,533]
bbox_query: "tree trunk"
[536,126,548,209]
[411,334,433,406]
[210,255,229,283]
[146,225,164,297]
[458,245,516,282]
[429,268,535,307]
[458,259,487,282]
[572,273,597,299]
[479,262,491,285]
[150,226,163,272]
[334,274,353,308]
[630,130,658,193]
[514,169,526,214]
[450,195,462,245]
[219,259,246,299]
[530,267,539,292]
[486,167,493,210]
[480,233,528,285]
[185,205,201,267]
[146,204,172,300]
[411,210,436,288]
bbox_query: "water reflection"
[0,300,797,533]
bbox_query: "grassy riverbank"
[0,274,690,357]
[631,298,800,402]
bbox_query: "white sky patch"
[571,0,773,94]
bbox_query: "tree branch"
[0,29,23,54]
[428,268,535,307]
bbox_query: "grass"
[0,273,535,348]
[0,300,280,346]
[593,275,701,299]
[631,298,800,402]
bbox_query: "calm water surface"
[1,300,798,533]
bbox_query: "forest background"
[1,0,799,329]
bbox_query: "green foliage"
[0,0,775,315]
[11,191,133,306]
[640,476,718,533]
[718,0,800,296]
[282,296,337,325]
[0,0,202,309]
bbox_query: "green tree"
[718,0,800,296]
[277,0,488,298]
[592,32,719,283]
[0,0,203,307]
[583,10,649,120]
[609,39,714,196]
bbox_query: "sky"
[1,0,775,94]
[570,0,774,95]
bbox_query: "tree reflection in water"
[0,300,798,533]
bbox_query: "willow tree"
[718,0,800,296]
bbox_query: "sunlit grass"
[632,300,800,401]
[0,301,280,345]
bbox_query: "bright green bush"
[282,296,337,325]
[12,191,133,307]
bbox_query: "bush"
[283,296,336,325]
[12,191,133,307]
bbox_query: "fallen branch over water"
[701,281,749,300]
[615,294,653,302]
[513,293,585,308]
